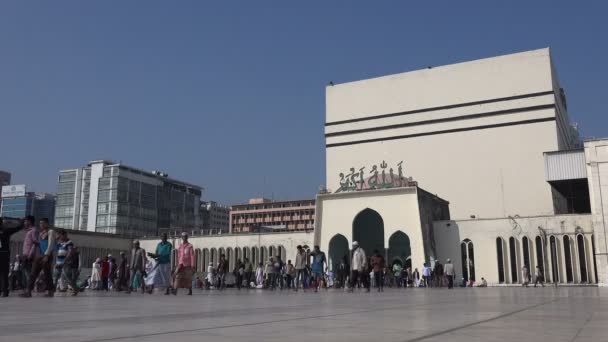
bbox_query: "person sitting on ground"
[477,277,488,287]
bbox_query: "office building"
[0,171,11,188]
[1,185,55,223]
[230,198,315,233]
[54,160,202,236]
[200,201,230,234]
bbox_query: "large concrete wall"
[434,214,595,286]
[325,48,563,220]
[586,139,608,286]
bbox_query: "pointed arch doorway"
[352,208,385,256]
[388,231,411,269]
[328,234,349,272]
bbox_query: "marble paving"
[0,287,606,342]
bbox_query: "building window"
[592,235,598,283]
[496,237,505,284]
[550,236,560,283]
[577,234,588,283]
[509,237,518,283]
[535,236,545,278]
[461,239,475,282]
[57,181,76,194]
[522,236,530,269]
[563,235,574,283]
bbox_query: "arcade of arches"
[493,233,595,284]
[173,245,291,273]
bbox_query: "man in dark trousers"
[116,251,128,291]
[0,217,24,297]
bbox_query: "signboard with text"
[1,184,26,197]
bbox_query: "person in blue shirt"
[147,233,173,295]
[310,245,326,292]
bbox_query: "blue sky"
[1,1,606,205]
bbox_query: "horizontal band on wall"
[326,117,556,148]
[325,90,555,127]
[325,104,555,138]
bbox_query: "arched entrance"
[550,236,560,283]
[577,234,589,283]
[522,236,531,269]
[352,208,385,256]
[328,234,349,271]
[195,249,201,272]
[388,231,411,269]
[496,237,506,284]
[535,236,545,279]
[461,239,475,282]
[509,237,518,283]
[563,235,574,283]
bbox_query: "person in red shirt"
[100,257,110,291]
[370,250,385,292]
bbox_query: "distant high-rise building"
[0,184,55,223]
[230,198,315,233]
[0,170,11,187]
[200,201,230,234]
[54,160,202,237]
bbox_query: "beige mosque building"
[10,48,608,286]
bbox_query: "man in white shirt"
[294,245,306,291]
[422,263,432,288]
[349,241,369,292]
[444,258,455,289]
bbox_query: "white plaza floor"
[0,287,606,342]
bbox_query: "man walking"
[21,218,56,297]
[522,265,530,287]
[265,257,276,290]
[100,256,110,291]
[350,241,369,292]
[126,240,147,294]
[149,233,172,295]
[534,265,545,287]
[434,259,444,287]
[294,245,306,291]
[285,260,295,289]
[422,263,432,287]
[444,258,455,289]
[173,232,194,295]
[116,251,128,291]
[310,246,326,292]
[20,216,37,291]
[107,254,116,290]
[217,254,229,291]
[273,255,284,289]
[0,217,23,297]
[234,259,244,290]
[371,250,385,292]
[244,258,253,288]
[10,255,22,291]
[56,230,79,295]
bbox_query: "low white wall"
[140,231,314,272]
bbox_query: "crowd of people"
[3,216,548,298]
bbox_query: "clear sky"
[1,1,606,205]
